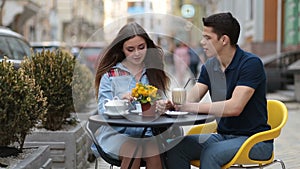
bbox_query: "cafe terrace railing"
[262,49,300,92]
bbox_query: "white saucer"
[165,111,188,117]
[130,110,142,114]
[103,110,129,118]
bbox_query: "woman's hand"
[121,92,134,102]
[173,104,182,111]
[155,99,175,114]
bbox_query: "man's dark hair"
[202,12,240,45]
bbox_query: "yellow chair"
[186,100,288,169]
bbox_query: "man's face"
[200,26,223,58]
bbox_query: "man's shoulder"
[237,48,263,65]
[238,47,260,59]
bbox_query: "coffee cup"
[172,88,186,105]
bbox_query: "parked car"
[30,41,71,54]
[0,27,31,68]
[72,41,107,74]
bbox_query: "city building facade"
[1,0,300,55]
[1,0,104,45]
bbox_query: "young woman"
[93,22,170,169]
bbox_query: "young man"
[165,12,273,169]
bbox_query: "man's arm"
[187,82,208,102]
[182,85,254,117]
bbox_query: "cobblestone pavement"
[87,95,300,169]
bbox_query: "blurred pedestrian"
[173,42,190,86]
[188,47,200,77]
[188,44,206,78]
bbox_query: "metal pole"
[276,0,282,65]
[144,0,151,30]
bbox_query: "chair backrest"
[267,100,288,132]
[85,120,122,166]
[222,99,288,168]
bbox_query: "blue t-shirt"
[198,46,271,136]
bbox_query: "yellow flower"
[131,83,160,105]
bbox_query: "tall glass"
[172,88,186,105]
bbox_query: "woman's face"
[122,36,147,65]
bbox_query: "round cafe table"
[88,112,215,169]
[89,112,215,127]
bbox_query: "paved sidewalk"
[87,95,300,169]
[271,102,300,169]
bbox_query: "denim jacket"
[98,62,151,137]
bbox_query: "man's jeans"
[166,134,273,169]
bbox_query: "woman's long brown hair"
[94,22,170,99]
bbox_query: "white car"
[30,41,71,54]
[72,42,107,74]
[0,27,31,68]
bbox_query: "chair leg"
[258,159,286,169]
[225,159,286,169]
[274,159,286,169]
[94,159,98,169]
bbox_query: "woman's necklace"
[122,62,144,81]
[133,68,143,82]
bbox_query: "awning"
[6,0,40,32]
[15,1,40,28]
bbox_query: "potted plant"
[0,57,51,168]
[22,50,94,168]
[131,82,160,116]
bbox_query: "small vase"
[141,102,156,117]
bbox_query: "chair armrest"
[186,120,217,135]
[227,128,281,165]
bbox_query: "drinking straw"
[183,78,198,89]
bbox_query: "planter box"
[0,146,52,169]
[14,146,52,169]
[24,122,89,169]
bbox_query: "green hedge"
[0,57,47,150]
[21,50,93,131]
